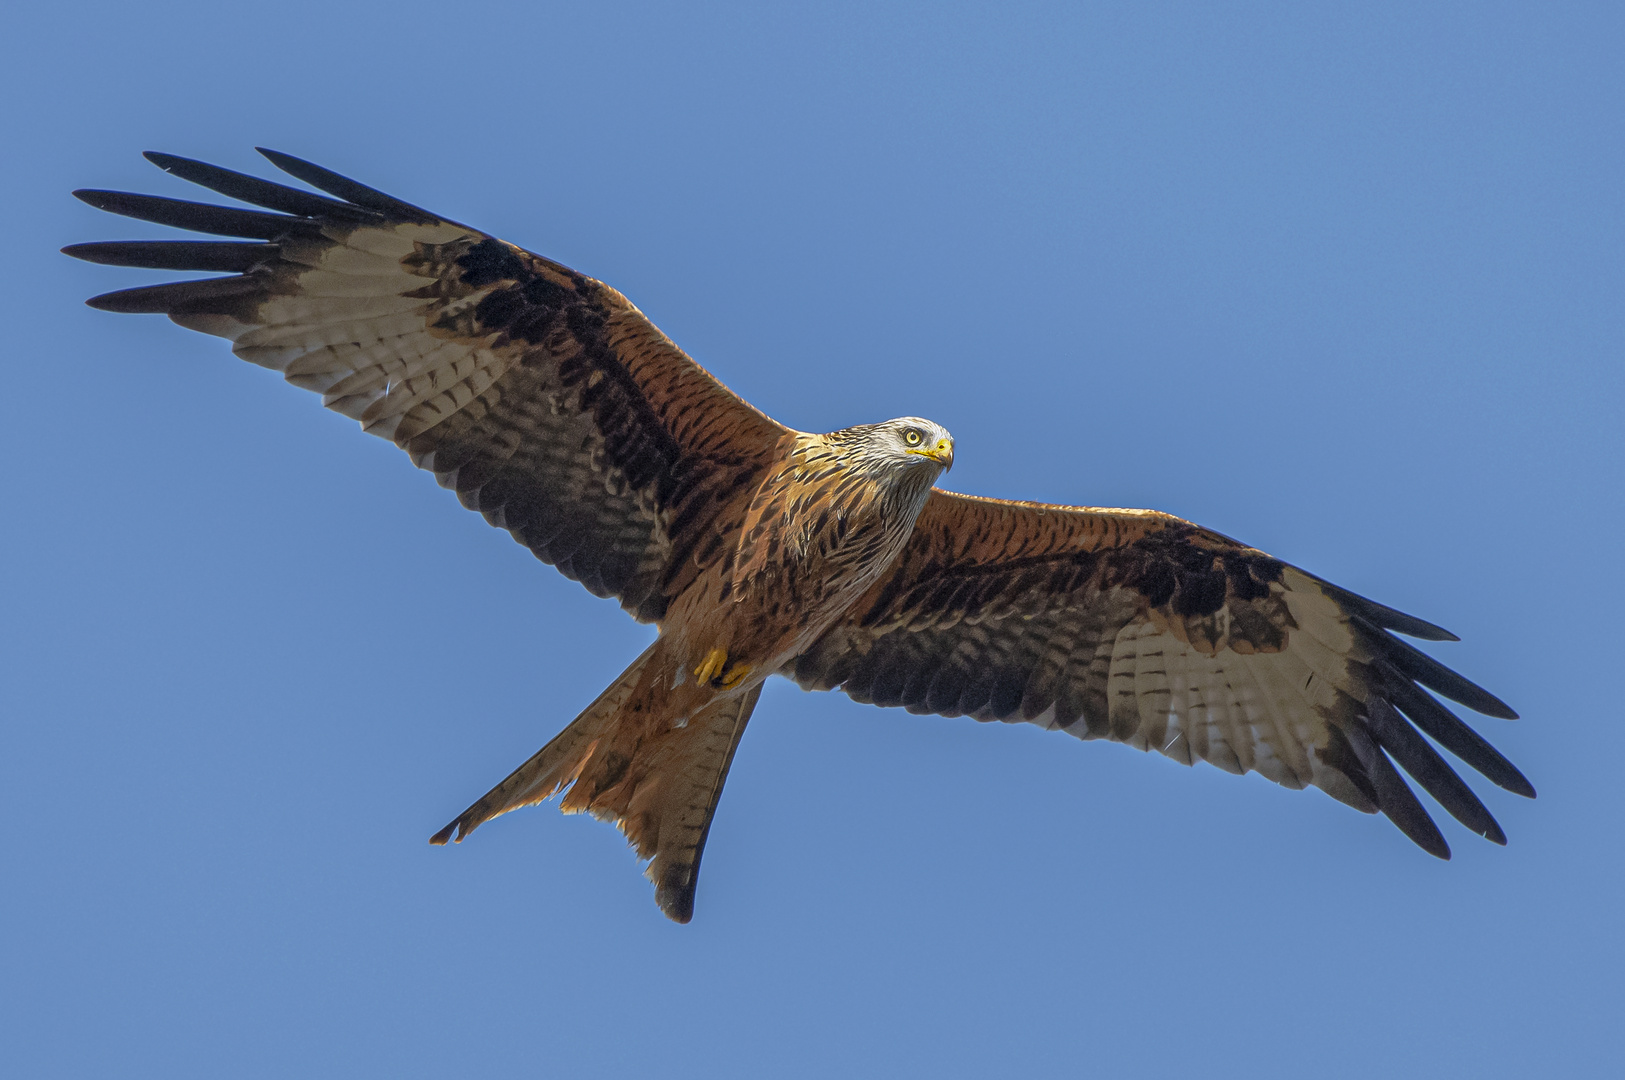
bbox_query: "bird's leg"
[694,646,754,690]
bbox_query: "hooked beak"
[910,438,954,470]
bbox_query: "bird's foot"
[694,647,753,689]
[694,646,729,686]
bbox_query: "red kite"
[66,151,1532,922]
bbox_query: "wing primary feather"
[143,151,383,223]
[1320,582,1458,641]
[71,189,309,240]
[1344,722,1452,859]
[62,240,275,272]
[1378,665,1537,798]
[1365,698,1507,844]
[254,148,439,223]
[1354,618,1518,719]
[85,276,261,314]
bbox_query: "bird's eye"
[904,429,923,446]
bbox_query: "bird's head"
[829,416,953,518]
[826,417,955,507]
[875,416,955,473]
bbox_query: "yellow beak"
[909,438,955,470]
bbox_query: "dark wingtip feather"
[72,188,306,240]
[1367,698,1508,845]
[63,240,275,272]
[255,148,439,223]
[85,276,259,314]
[1382,671,1536,798]
[86,289,150,313]
[1323,582,1459,641]
[1356,618,1519,719]
[1423,837,1453,860]
[1379,778,1453,859]
[1344,723,1452,858]
[142,151,382,223]
[1488,769,1539,800]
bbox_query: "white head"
[856,416,955,474]
[827,416,955,516]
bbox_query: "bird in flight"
[67,150,1533,922]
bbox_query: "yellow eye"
[904,429,923,446]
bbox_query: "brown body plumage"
[434,420,954,919]
[66,150,1533,922]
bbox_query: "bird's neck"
[725,436,933,601]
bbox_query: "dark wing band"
[66,150,790,623]
[790,490,1533,856]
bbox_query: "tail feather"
[640,684,763,922]
[429,643,656,845]
[431,642,765,923]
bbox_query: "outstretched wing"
[790,490,1533,856]
[65,150,790,623]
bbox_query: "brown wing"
[65,150,790,622]
[789,490,1534,856]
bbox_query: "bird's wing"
[789,490,1533,856]
[66,151,791,623]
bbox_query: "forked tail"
[430,642,659,847]
[431,641,765,922]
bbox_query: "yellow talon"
[694,647,752,689]
[694,647,728,685]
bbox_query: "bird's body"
[67,150,1534,922]
[434,419,955,919]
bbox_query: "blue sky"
[5,2,1622,1076]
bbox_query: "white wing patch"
[173,220,520,448]
[1021,569,1381,811]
